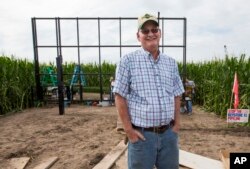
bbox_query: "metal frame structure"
[32,13,187,115]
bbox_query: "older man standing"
[113,13,184,169]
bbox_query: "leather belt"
[132,120,175,134]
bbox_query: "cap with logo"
[138,13,159,29]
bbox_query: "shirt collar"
[140,47,161,63]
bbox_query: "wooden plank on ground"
[219,150,230,169]
[9,157,30,169]
[179,149,224,169]
[33,156,58,169]
[93,140,128,169]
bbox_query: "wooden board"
[179,149,224,169]
[33,156,59,169]
[219,150,230,169]
[9,157,30,169]
[93,140,128,169]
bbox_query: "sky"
[0,0,250,64]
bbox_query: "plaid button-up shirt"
[113,48,184,127]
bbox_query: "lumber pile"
[93,140,127,169]
[7,156,58,169]
[9,157,30,169]
[219,150,230,169]
[179,149,224,169]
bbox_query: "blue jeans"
[110,87,114,103]
[186,100,192,113]
[128,128,179,169]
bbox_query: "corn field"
[0,56,34,114]
[0,54,249,125]
[182,54,250,119]
[0,56,116,114]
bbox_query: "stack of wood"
[220,150,230,169]
[8,156,58,169]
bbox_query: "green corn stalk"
[1,54,248,125]
[185,54,250,125]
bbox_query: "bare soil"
[0,103,249,169]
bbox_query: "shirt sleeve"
[173,62,185,96]
[113,56,130,98]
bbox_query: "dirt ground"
[0,103,249,169]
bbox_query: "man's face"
[137,21,161,52]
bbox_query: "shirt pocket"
[161,69,174,96]
[131,71,151,98]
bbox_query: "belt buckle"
[153,126,164,133]
[153,126,160,133]
[159,125,166,133]
[153,127,157,133]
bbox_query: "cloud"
[0,0,250,63]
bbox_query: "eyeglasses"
[140,28,159,35]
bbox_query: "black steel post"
[31,18,43,101]
[56,55,64,115]
[76,18,83,101]
[119,18,122,58]
[56,18,64,115]
[183,18,187,82]
[98,18,103,101]
[162,18,165,53]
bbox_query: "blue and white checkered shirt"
[113,48,184,127]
